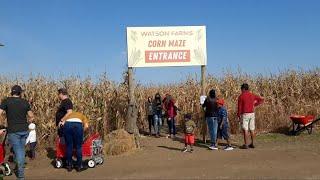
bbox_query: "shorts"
[217,124,229,140]
[241,113,255,131]
[185,134,195,145]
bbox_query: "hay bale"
[104,129,136,156]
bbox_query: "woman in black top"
[202,89,219,150]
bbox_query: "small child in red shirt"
[182,114,196,153]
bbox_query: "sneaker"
[208,145,218,150]
[249,144,255,149]
[190,148,194,153]
[182,147,188,152]
[66,166,73,172]
[76,166,85,172]
[224,146,234,151]
[240,144,249,149]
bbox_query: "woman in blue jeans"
[152,93,162,138]
[0,85,34,179]
[59,112,89,172]
[202,89,219,150]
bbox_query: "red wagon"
[55,133,104,169]
[290,115,320,135]
[0,128,12,176]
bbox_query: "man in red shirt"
[237,83,264,149]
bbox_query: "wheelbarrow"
[290,115,320,135]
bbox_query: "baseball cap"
[217,98,225,106]
[58,88,68,95]
[11,85,23,94]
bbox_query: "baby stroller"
[55,133,104,169]
[0,128,12,176]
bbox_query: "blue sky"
[0,0,319,84]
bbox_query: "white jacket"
[26,123,37,144]
[26,130,36,144]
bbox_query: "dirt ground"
[5,131,320,180]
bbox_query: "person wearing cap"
[59,111,89,172]
[237,83,264,149]
[216,99,233,151]
[202,89,219,150]
[55,88,73,138]
[0,85,34,179]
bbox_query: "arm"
[59,109,73,125]
[82,115,89,130]
[25,134,30,145]
[192,121,196,134]
[237,96,242,118]
[0,109,4,123]
[202,99,207,108]
[0,99,7,122]
[254,95,264,107]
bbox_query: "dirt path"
[5,132,320,179]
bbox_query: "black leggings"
[148,115,154,133]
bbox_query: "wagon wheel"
[87,159,96,168]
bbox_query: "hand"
[59,120,65,127]
[0,129,6,135]
[219,125,223,130]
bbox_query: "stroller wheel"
[55,159,63,169]
[87,159,96,168]
[3,163,11,176]
[99,157,104,164]
[99,157,104,165]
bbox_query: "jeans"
[167,117,176,135]
[153,114,162,135]
[206,117,218,146]
[64,122,83,168]
[8,131,29,179]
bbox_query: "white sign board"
[127,26,207,67]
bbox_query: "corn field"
[0,69,319,145]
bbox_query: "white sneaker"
[224,146,234,151]
[182,147,188,152]
[209,145,218,150]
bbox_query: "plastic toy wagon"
[290,115,320,135]
[0,128,12,176]
[55,133,104,169]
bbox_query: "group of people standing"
[0,86,89,179]
[146,83,264,152]
[201,83,264,150]
[146,93,179,138]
